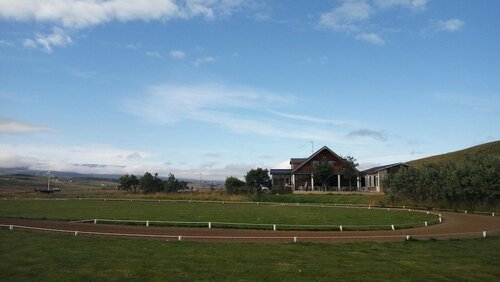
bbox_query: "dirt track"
[2,211,500,243]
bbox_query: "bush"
[386,153,500,209]
[225,177,248,194]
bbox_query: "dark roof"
[362,163,409,174]
[270,169,292,175]
[292,146,358,174]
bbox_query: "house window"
[313,160,319,166]
[328,161,335,166]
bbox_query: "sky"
[0,0,499,180]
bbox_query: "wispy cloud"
[123,83,353,142]
[146,51,162,58]
[0,39,14,47]
[319,0,428,44]
[347,129,387,141]
[431,18,465,33]
[355,32,385,45]
[170,49,186,59]
[0,117,54,134]
[23,27,72,53]
[319,0,373,33]
[374,0,428,11]
[268,109,355,126]
[194,56,217,67]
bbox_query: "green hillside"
[408,140,500,167]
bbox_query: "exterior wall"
[294,150,343,175]
[272,174,290,188]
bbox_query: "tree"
[314,161,334,190]
[225,176,247,194]
[340,156,359,189]
[118,174,139,192]
[163,173,187,193]
[139,172,162,193]
[245,168,271,191]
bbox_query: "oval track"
[2,211,500,243]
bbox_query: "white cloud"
[268,109,355,126]
[123,83,354,143]
[0,143,270,180]
[319,0,427,44]
[374,0,427,11]
[0,117,54,134]
[23,27,72,53]
[146,51,162,58]
[347,129,387,141]
[319,0,373,32]
[0,39,14,47]
[432,18,465,33]
[355,32,385,45]
[0,0,247,29]
[170,49,186,59]
[194,56,217,67]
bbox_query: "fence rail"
[2,223,499,243]
[71,217,442,231]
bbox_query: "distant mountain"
[0,167,123,180]
[0,167,224,186]
[408,140,500,167]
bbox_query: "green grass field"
[0,199,436,230]
[1,229,498,281]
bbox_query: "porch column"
[376,172,380,192]
[337,174,341,190]
[311,174,314,191]
[356,176,360,191]
[291,174,296,190]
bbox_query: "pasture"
[0,199,436,230]
[1,228,499,281]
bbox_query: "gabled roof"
[270,169,292,175]
[291,146,355,174]
[362,163,409,174]
[290,158,307,163]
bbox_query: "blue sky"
[1,0,499,180]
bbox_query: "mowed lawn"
[0,229,499,281]
[0,199,436,228]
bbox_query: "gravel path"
[2,211,500,243]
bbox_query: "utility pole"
[47,171,51,191]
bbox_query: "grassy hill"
[408,140,500,167]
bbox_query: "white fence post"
[208,222,211,229]
[391,224,395,231]
[94,219,97,224]
[74,231,78,236]
[146,220,149,227]
[273,224,276,231]
[465,210,467,214]
[9,225,13,230]
[339,225,343,232]
[492,213,495,217]
[368,205,371,210]
[293,236,297,243]
[406,235,410,241]
[178,235,182,241]
[482,231,486,238]
[424,221,428,227]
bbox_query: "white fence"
[2,223,499,243]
